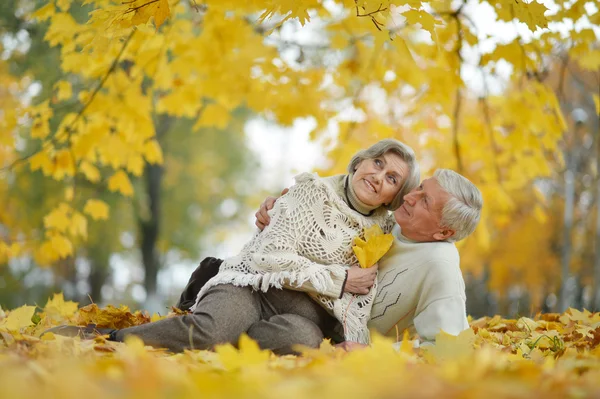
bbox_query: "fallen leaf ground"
[1,294,599,399]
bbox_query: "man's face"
[393,177,455,242]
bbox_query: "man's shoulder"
[378,240,458,284]
[420,240,459,265]
[388,236,459,264]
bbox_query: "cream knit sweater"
[368,225,469,344]
[191,172,393,344]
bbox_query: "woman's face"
[351,152,409,207]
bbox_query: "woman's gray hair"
[347,139,420,211]
[434,169,483,242]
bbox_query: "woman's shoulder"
[294,172,344,186]
[294,173,391,223]
[292,173,346,195]
[288,173,348,207]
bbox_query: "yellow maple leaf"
[0,305,36,331]
[143,140,163,164]
[523,1,548,31]
[108,170,134,196]
[53,150,75,179]
[193,104,231,131]
[352,225,394,268]
[30,116,51,140]
[43,203,71,233]
[594,94,599,115]
[54,80,72,101]
[130,0,170,29]
[154,0,170,29]
[29,151,55,176]
[80,161,101,183]
[126,155,145,176]
[44,293,78,319]
[424,328,476,362]
[29,3,55,22]
[83,199,110,221]
[56,0,72,12]
[69,211,88,239]
[401,9,436,38]
[50,234,73,258]
[215,334,271,371]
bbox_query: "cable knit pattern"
[190,172,394,344]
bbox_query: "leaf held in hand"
[352,225,394,268]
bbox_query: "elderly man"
[178,168,483,349]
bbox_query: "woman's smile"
[363,179,377,193]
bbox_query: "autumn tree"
[1,0,598,312]
[0,0,258,308]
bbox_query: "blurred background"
[0,0,599,318]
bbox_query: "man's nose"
[404,192,418,205]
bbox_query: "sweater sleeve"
[281,275,346,299]
[413,295,470,346]
[251,176,349,298]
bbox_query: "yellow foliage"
[352,225,394,268]
[43,203,72,233]
[49,233,74,258]
[83,199,110,221]
[0,0,590,295]
[193,104,231,131]
[0,305,36,331]
[108,170,134,197]
[143,140,163,165]
[43,293,79,320]
[54,80,72,101]
[0,300,599,398]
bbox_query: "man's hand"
[255,188,288,230]
[335,341,368,351]
[344,264,378,295]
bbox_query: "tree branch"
[451,10,464,173]
[0,29,137,174]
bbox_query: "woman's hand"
[255,188,289,230]
[344,264,379,295]
[335,341,368,351]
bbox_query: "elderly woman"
[49,139,420,354]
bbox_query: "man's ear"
[432,228,455,241]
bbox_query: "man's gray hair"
[434,169,483,242]
[347,139,420,211]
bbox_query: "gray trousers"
[114,284,339,355]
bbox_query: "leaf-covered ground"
[1,294,600,399]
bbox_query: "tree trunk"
[559,155,575,312]
[593,87,600,311]
[140,162,163,298]
[138,115,173,305]
[89,256,109,304]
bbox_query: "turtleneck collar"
[392,224,420,243]
[345,174,380,216]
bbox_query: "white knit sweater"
[191,172,393,343]
[368,225,469,344]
